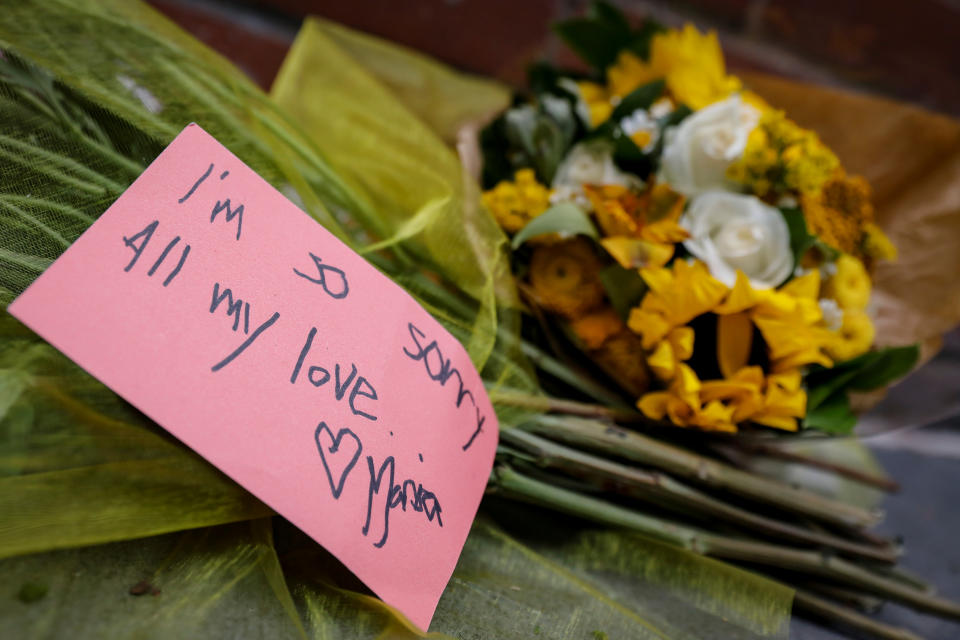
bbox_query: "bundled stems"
[500,428,898,563]
[523,414,882,530]
[732,441,900,492]
[492,465,960,622]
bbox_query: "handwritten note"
[7,124,498,630]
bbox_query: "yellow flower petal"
[669,326,695,361]
[638,391,671,420]
[825,309,875,361]
[647,339,678,381]
[750,414,799,431]
[780,270,820,300]
[717,311,753,379]
[824,255,871,311]
[863,223,897,261]
[601,236,674,269]
[715,271,759,315]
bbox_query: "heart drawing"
[314,422,363,499]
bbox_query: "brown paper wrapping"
[742,73,960,360]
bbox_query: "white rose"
[550,142,642,206]
[659,94,760,196]
[682,191,793,289]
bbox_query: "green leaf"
[588,1,632,34]
[847,345,919,391]
[482,96,578,187]
[779,207,816,267]
[805,345,920,413]
[553,20,629,71]
[553,2,633,72]
[625,20,666,60]
[599,264,648,321]
[609,79,666,121]
[512,202,597,248]
[803,391,858,434]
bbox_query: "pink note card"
[8,124,498,630]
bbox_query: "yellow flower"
[584,184,643,237]
[630,266,835,432]
[823,255,870,311]
[727,109,839,197]
[576,81,614,127]
[628,260,728,349]
[584,184,688,269]
[801,173,874,256]
[481,169,552,233]
[592,330,653,397]
[570,306,625,350]
[862,222,898,262]
[826,310,875,361]
[606,24,740,110]
[528,237,606,319]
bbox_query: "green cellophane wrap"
[0,1,793,637]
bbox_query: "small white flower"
[818,299,844,331]
[659,94,760,197]
[620,108,659,152]
[649,96,675,119]
[682,191,793,289]
[551,141,642,203]
[777,194,799,208]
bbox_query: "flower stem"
[792,588,922,640]
[500,428,898,563]
[519,341,631,408]
[734,441,900,492]
[524,414,882,530]
[491,390,641,422]
[492,465,960,621]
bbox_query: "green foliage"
[480,95,578,188]
[779,207,816,268]
[803,391,857,434]
[586,84,689,177]
[803,345,919,434]
[512,202,597,249]
[609,79,666,122]
[554,2,664,71]
[599,263,648,321]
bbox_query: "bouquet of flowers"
[480,5,915,436]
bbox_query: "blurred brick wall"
[149,0,960,116]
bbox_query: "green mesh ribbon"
[0,1,793,637]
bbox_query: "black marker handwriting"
[290,326,378,421]
[403,322,488,451]
[362,453,443,549]
[179,162,244,240]
[208,282,280,371]
[315,422,362,499]
[122,220,190,286]
[293,252,349,299]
